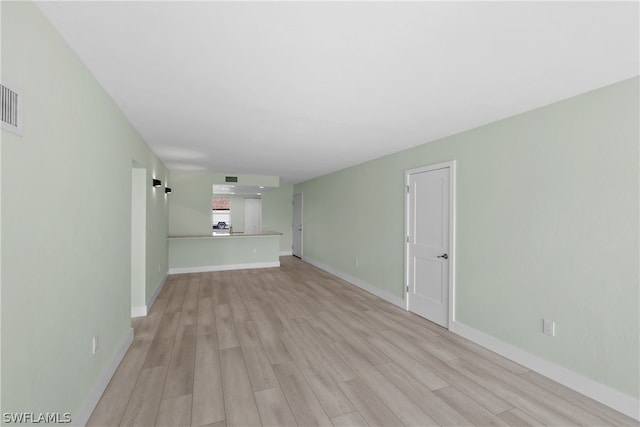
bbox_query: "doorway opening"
[131,165,146,317]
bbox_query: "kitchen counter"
[168,231,282,274]
[169,231,282,239]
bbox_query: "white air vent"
[1,83,23,136]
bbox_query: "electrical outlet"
[92,336,99,354]
[543,319,555,336]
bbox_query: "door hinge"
[406,285,409,293]
[406,236,409,243]
[406,185,410,193]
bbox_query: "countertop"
[168,231,282,240]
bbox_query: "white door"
[406,162,455,328]
[292,193,303,258]
[244,198,262,234]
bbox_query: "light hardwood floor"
[88,257,637,427]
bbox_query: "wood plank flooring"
[88,257,637,426]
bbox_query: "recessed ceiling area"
[36,1,639,184]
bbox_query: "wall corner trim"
[73,328,134,426]
[131,273,169,318]
[130,305,147,318]
[450,321,640,421]
[146,273,168,314]
[302,256,405,308]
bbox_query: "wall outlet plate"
[543,319,555,336]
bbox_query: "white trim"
[130,273,168,318]
[73,328,134,427]
[292,192,303,258]
[450,321,640,421]
[169,261,280,275]
[302,256,405,308]
[131,305,146,318]
[146,273,167,312]
[404,160,457,329]
[279,250,293,256]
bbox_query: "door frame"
[131,164,147,318]
[404,160,457,328]
[293,192,303,258]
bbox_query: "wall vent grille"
[1,83,23,135]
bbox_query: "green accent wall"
[1,2,169,420]
[295,77,639,399]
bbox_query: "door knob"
[437,254,448,260]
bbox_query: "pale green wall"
[169,236,280,269]
[295,77,639,399]
[168,171,213,235]
[263,184,294,253]
[1,2,169,420]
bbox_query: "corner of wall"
[72,328,134,426]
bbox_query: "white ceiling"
[36,1,639,184]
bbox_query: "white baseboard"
[130,305,146,318]
[73,328,134,426]
[130,273,168,318]
[302,256,405,308]
[450,321,640,421]
[279,250,293,256]
[146,273,167,312]
[169,261,280,275]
